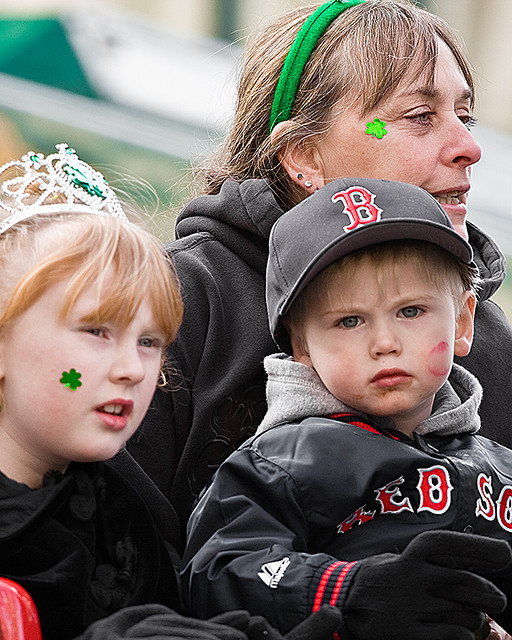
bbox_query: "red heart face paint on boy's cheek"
[427,341,451,377]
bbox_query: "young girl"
[0,143,199,634]
[0,144,184,640]
[0,145,339,640]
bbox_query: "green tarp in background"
[0,14,209,238]
[0,17,98,98]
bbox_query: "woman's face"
[296,39,481,238]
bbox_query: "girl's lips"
[95,410,129,431]
[371,369,411,388]
[95,399,133,430]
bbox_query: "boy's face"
[291,261,475,437]
[0,270,165,484]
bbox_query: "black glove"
[209,610,279,640]
[343,530,511,640]
[77,605,341,640]
[285,605,341,640]
[74,604,251,639]
[211,605,341,640]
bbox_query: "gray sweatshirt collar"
[257,354,481,437]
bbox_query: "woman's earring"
[304,180,313,188]
[297,173,303,180]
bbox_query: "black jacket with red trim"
[181,358,512,635]
[128,178,512,536]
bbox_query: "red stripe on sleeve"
[330,561,357,605]
[312,561,345,612]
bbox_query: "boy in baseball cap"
[182,178,512,640]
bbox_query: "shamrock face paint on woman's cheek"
[365,118,387,139]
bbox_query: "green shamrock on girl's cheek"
[60,368,82,390]
[365,118,388,139]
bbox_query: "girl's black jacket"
[0,449,181,640]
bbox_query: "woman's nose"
[446,119,482,169]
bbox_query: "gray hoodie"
[258,354,481,438]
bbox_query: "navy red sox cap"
[266,177,473,353]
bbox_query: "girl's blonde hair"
[0,212,183,346]
[199,0,474,210]
[285,241,479,344]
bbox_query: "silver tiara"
[0,143,128,235]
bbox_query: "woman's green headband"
[269,0,366,133]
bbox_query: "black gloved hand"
[209,610,279,640]
[343,530,511,640]
[285,605,341,640]
[74,604,251,640]
[77,604,341,640]
[211,605,340,640]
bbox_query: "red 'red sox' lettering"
[475,473,495,521]
[337,466,512,536]
[337,466,452,534]
[417,466,453,514]
[497,486,512,532]
[375,476,413,514]
[475,475,512,532]
[331,187,382,232]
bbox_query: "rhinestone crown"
[0,143,127,234]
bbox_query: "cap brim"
[279,217,472,319]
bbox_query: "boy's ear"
[287,324,314,368]
[453,291,476,357]
[271,121,326,193]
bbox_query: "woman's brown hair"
[197,0,474,211]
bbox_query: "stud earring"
[304,180,313,188]
[297,173,303,180]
